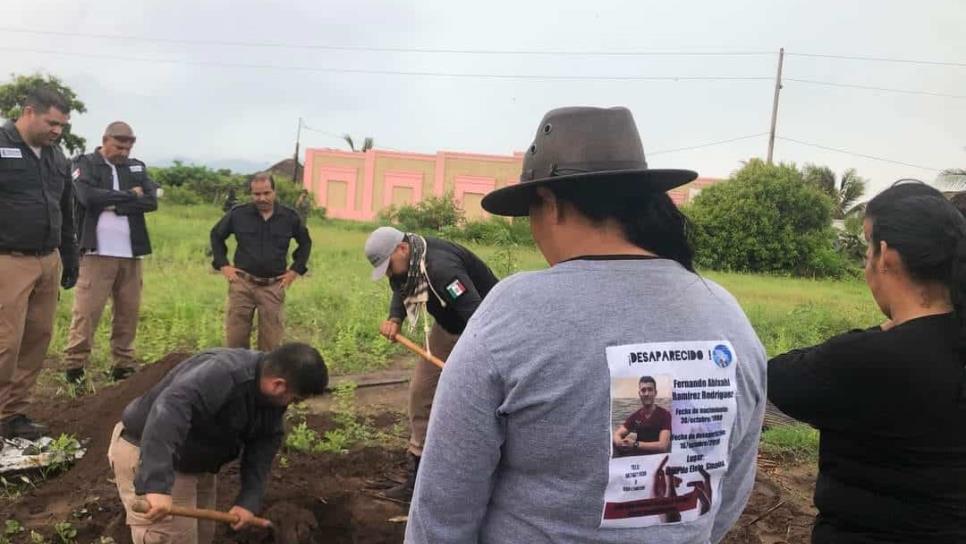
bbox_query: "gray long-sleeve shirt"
[406,258,767,543]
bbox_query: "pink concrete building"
[667,177,724,206]
[302,148,524,221]
[302,147,722,221]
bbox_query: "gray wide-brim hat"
[481,106,698,217]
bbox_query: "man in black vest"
[65,121,158,384]
[0,87,78,439]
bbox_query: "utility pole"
[292,117,302,183]
[766,47,785,164]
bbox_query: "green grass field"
[48,204,881,377]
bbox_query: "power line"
[301,124,346,141]
[776,136,941,172]
[786,51,966,68]
[9,28,966,68]
[785,78,966,99]
[648,133,769,155]
[0,27,773,57]
[11,45,961,100]
[0,46,773,81]
[302,124,405,152]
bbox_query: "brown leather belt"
[237,270,280,286]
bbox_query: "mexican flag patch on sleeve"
[446,279,467,300]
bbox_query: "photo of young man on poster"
[612,375,673,457]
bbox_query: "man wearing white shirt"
[65,122,157,384]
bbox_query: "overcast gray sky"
[5,0,965,193]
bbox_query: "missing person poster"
[601,340,738,529]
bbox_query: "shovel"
[131,498,317,544]
[131,498,272,528]
[394,334,445,369]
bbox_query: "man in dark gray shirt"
[107,343,328,544]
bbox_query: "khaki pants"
[108,423,217,544]
[409,323,460,456]
[225,274,285,351]
[0,251,61,420]
[64,255,143,369]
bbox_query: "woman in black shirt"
[769,181,966,543]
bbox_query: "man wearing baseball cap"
[364,225,498,502]
[64,121,158,385]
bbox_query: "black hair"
[950,192,966,217]
[22,86,70,115]
[865,180,965,290]
[639,375,657,387]
[865,180,966,403]
[250,172,276,191]
[545,180,695,272]
[263,342,328,396]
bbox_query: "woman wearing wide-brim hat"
[406,106,768,543]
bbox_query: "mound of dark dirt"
[0,353,410,543]
[2,352,190,539]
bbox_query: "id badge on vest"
[600,340,738,528]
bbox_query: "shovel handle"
[394,334,445,369]
[131,499,271,527]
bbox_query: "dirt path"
[0,353,817,543]
[722,459,818,544]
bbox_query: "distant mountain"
[152,156,271,175]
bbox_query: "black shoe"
[110,365,137,381]
[0,414,48,440]
[65,367,86,385]
[381,453,419,503]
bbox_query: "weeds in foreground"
[52,522,76,544]
[0,474,36,501]
[285,382,378,454]
[0,434,82,503]
[1,520,25,544]
[760,424,820,462]
[38,434,83,480]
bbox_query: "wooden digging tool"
[131,499,272,528]
[394,334,445,369]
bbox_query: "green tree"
[150,161,243,205]
[835,214,867,265]
[0,73,87,155]
[378,192,464,232]
[688,159,846,277]
[801,164,867,219]
[151,162,312,209]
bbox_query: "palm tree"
[802,164,867,219]
[342,135,374,152]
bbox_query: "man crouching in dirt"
[107,342,328,543]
